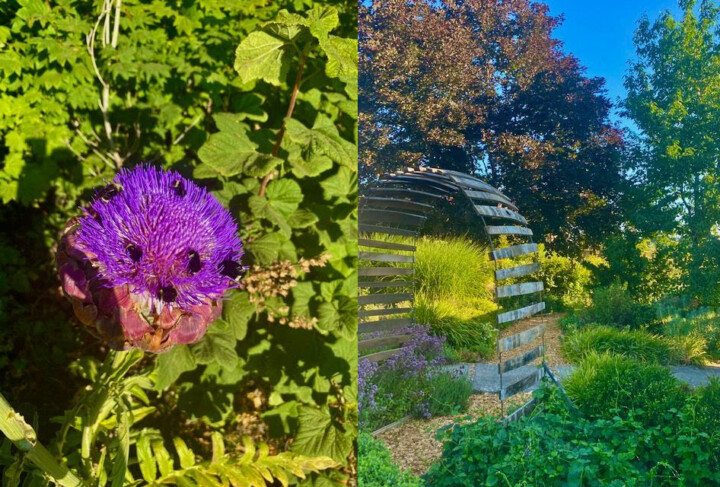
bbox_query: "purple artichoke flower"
[57,165,246,353]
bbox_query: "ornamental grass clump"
[57,165,246,352]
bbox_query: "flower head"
[57,165,245,352]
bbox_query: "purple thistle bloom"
[57,165,246,353]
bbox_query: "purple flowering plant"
[57,165,246,353]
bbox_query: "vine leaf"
[291,406,352,464]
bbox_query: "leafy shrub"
[667,334,710,365]
[358,433,423,487]
[425,385,720,486]
[537,245,597,310]
[564,352,686,426]
[562,325,673,364]
[580,283,656,329]
[426,371,473,416]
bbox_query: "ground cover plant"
[357,433,422,487]
[0,1,357,485]
[358,326,473,431]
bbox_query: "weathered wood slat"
[475,205,528,225]
[358,293,413,306]
[359,224,418,238]
[500,368,544,399]
[359,334,412,351]
[359,267,413,277]
[359,209,427,227]
[381,175,456,193]
[359,281,414,289]
[498,320,546,352]
[362,347,408,362]
[367,187,444,200]
[359,251,414,263]
[446,173,506,196]
[464,190,518,210]
[490,243,538,261]
[359,318,412,333]
[497,302,546,325]
[360,196,434,213]
[495,263,540,280]
[485,225,533,236]
[358,307,413,319]
[503,397,539,424]
[496,281,544,299]
[359,239,416,252]
[499,345,545,373]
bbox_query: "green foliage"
[563,325,671,364]
[425,385,720,486]
[579,283,656,329]
[624,0,720,305]
[536,245,596,310]
[658,302,720,358]
[0,1,357,485]
[425,372,473,417]
[564,352,687,427]
[358,433,423,487]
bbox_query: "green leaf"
[292,406,352,464]
[287,208,319,228]
[197,130,282,178]
[320,167,357,200]
[155,345,197,391]
[319,36,358,78]
[231,93,268,122]
[173,437,195,469]
[317,297,357,338]
[285,117,357,170]
[266,178,303,216]
[193,321,239,370]
[292,281,316,318]
[136,434,157,482]
[222,290,255,341]
[234,31,291,86]
[247,232,282,264]
[249,194,292,236]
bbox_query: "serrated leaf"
[173,437,195,469]
[319,36,357,78]
[222,290,255,341]
[246,233,282,264]
[320,167,356,200]
[197,131,282,178]
[291,406,352,464]
[249,195,292,236]
[193,321,238,370]
[136,435,157,482]
[317,297,357,338]
[231,93,268,122]
[155,345,196,391]
[287,209,319,228]
[292,281,315,317]
[266,178,303,216]
[284,117,356,170]
[288,152,334,178]
[234,31,291,85]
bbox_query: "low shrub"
[537,246,597,311]
[359,326,473,430]
[667,333,710,365]
[358,433,423,487]
[562,325,673,364]
[425,371,473,416]
[564,351,686,426]
[425,385,720,486]
[580,283,656,329]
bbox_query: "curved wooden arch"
[359,166,547,408]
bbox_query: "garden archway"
[359,166,549,414]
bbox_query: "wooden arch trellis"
[358,166,550,420]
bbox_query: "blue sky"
[543,0,683,126]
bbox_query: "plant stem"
[259,45,310,197]
[0,394,83,487]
